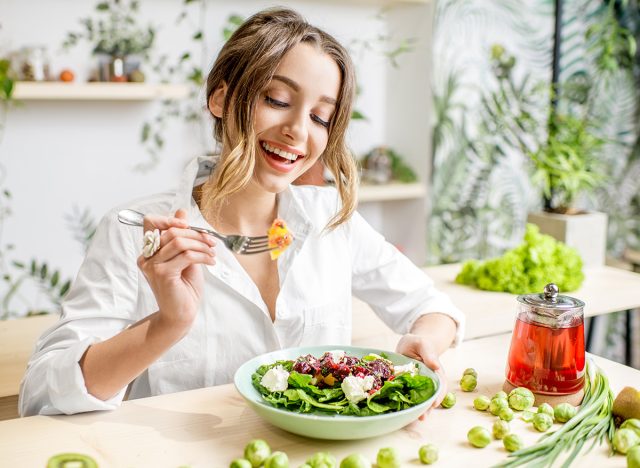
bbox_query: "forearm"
[80,312,187,401]
[409,312,457,355]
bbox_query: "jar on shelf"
[16,46,50,81]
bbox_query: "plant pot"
[527,211,608,266]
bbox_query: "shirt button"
[221,269,229,278]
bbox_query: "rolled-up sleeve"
[348,212,465,346]
[19,209,140,416]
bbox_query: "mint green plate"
[233,345,440,440]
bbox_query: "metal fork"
[117,209,274,255]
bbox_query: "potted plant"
[526,112,608,265]
[487,44,610,266]
[63,0,155,82]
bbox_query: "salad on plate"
[251,349,437,416]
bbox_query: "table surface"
[4,263,640,399]
[1,332,638,468]
[353,263,640,345]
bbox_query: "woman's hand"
[395,333,448,420]
[138,209,216,335]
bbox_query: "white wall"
[0,0,433,315]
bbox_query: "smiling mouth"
[261,141,305,165]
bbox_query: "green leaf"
[40,263,48,280]
[59,280,71,297]
[11,261,24,269]
[141,122,151,142]
[50,271,60,287]
[96,2,110,11]
[30,260,36,275]
[192,31,203,40]
[351,110,366,120]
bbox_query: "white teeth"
[262,142,300,161]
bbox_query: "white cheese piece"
[393,363,418,376]
[328,349,346,363]
[341,375,376,403]
[260,365,290,392]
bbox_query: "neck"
[213,180,278,236]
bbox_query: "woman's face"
[252,42,341,193]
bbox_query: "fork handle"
[117,209,225,242]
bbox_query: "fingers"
[142,212,189,233]
[153,235,215,264]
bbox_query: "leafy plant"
[63,0,155,58]
[456,224,584,294]
[2,260,71,319]
[530,113,605,213]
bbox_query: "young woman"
[19,8,464,416]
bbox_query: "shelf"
[12,82,190,101]
[358,182,426,202]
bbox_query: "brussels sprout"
[376,448,400,468]
[463,368,478,378]
[306,452,337,468]
[474,395,491,411]
[537,403,554,418]
[628,445,640,468]
[441,392,456,408]
[532,413,554,432]
[503,433,524,453]
[460,374,478,392]
[621,418,640,437]
[339,454,371,468]
[554,403,578,423]
[418,444,438,465]
[508,387,535,411]
[498,407,514,422]
[521,410,535,423]
[489,398,509,416]
[230,460,252,468]
[493,391,508,400]
[492,420,510,440]
[467,426,491,448]
[613,428,640,454]
[264,451,289,468]
[244,439,271,468]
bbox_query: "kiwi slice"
[613,386,640,425]
[46,453,98,468]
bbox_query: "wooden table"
[353,263,640,344]
[0,333,637,467]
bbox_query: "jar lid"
[517,283,585,310]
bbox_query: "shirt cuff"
[47,338,127,415]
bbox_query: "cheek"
[310,128,330,158]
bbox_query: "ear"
[208,82,228,118]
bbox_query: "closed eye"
[311,114,330,128]
[265,95,288,108]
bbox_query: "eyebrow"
[272,75,337,105]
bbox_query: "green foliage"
[586,1,637,73]
[1,259,71,319]
[455,224,584,294]
[530,113,605,212]
[0,59,15,102]
[63,0,155,58]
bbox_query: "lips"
[259,141,305,174]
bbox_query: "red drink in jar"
[505,283,585,396]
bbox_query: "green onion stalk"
[495,360,614,468]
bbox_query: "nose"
[281,108,308,143]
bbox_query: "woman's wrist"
[409,313,457,355]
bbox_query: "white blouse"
[19,156,465,416]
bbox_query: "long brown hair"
[201,7,358,230]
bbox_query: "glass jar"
[505,283,585,395]
[18,46,50,81]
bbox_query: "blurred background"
[0,1,639,364]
